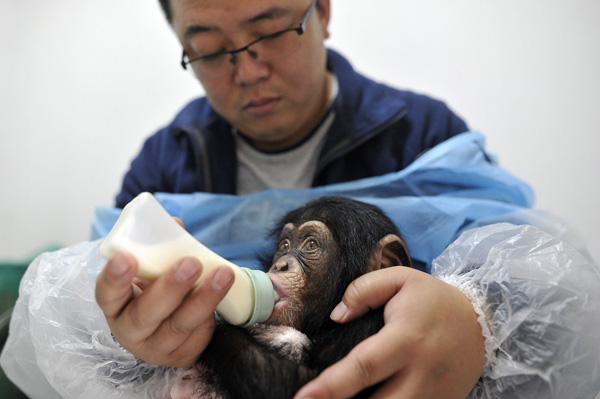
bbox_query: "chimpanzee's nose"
[274,257,293,272]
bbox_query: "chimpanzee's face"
[266,220,336,328]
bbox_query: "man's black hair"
[158,0,172,23]
[158,0,320,25]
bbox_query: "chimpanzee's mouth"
[273,288,282,304]
[267,274,288,306]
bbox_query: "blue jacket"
[116,49,468,208]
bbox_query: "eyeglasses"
[181,0,318,80]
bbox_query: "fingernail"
[330,302,348,321]
[109,255,131,277]
[213,267,234,290]
[175,258,200,282]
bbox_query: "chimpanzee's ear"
[368,234,412,271]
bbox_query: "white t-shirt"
[235,73,339,195]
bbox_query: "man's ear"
[367,234,412,272]
[316,0,331,39]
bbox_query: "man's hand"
[294,267,485,399]
[95,252,235,367]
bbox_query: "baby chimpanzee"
[170,196,412,399]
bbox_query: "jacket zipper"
[316,107,408,175]
[182,106,407,193]
[183,127,213,193]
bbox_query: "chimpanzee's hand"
[95,220,235,367]
[294,267,485,399]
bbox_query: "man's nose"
[232,49,270,85]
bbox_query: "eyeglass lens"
[187,30,303,80]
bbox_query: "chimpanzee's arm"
[197,321,319,399]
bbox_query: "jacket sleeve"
[399,91,471,168]
[432,223,600,399]
[115,132,170,208]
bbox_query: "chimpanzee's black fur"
[193,196,410,399]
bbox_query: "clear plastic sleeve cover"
[2,222,600,398]
[432,223,600,399]
[0,241,180,399]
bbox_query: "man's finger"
[330,267,414,323]
[167,265,235,333]
[95,253,139,320]
[173,216,185,229]
[294,325,409,399]
[145,265,235,356]
[368,370,426,399]
[116,257,202,341]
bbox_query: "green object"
[240,268,275,327]
[0,262,29,316]
[0,245,61,314]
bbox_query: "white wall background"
[1,1,599,263]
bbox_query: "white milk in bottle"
[99,192,274,326]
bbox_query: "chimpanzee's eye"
[278,239,291,253]
[305,239,319,252]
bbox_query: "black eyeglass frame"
[181,0,318,70]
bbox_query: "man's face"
[171,0,331,151]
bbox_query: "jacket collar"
[171,49,407,141]
[168,49,408,193]
[316,49,407,170]
[325,48,408,140]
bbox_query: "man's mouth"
[244,97,280,117]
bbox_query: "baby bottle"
[99,192,274,327]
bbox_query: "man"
[97,0,486,398]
